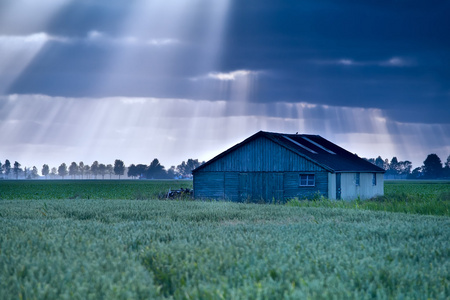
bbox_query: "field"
[1,180,449,299]
[0,180,193,200]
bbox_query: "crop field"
[0,180,193,200]
[0,180,449,299]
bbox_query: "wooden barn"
[193,131,385,202]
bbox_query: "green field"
[1,180,449,299]
[0,180,193,200]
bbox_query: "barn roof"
[193,131,385,173]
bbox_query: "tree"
[83,164,91,179]
[388,157,399,176]
[0,161,2,177]
[409,167,422,179]
[31,166,39,179]
[423,154,443,179]
[444,155,450,178]
[58,163,68,179]
[42,164,50,179]
[13,161,21,179]
[69,162,79,179]
[167,166,177,179]
[51,167,57,178]
[98,163,107,179]
[176,159,202,178]
[3,159,11,179]
[79,162,85,179]
[114,159,125,179]
[106,164,113,179]
[127,164,138,179]
[136,164,147,179]
[146,159,166,179]
[398,160,412,176]
[374,156,384,169]
[91,161,99,179]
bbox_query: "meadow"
[0,180,449,299]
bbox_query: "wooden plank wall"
[194,136,329,202]
[199,137,324,172]
[283,172,328,199]
[193,172,224,199]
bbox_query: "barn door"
[336,173,341,200]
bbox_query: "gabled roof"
[193,131,385,173]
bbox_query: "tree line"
[0,158,204,180]
[1,153,449,180]
[364,153,450,179]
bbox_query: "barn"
[192,131,385,202]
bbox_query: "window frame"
[299,174,315,187]
[372,173,377,186]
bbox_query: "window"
[299,174,315,186]
[355,173,360,186]
[372,173,377,186]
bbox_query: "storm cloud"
[0,0,449,169]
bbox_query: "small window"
[299,174,315,187]
[355,173,360,186]
[372,173,377,186]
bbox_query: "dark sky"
[0,0,449,170]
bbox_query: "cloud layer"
[0,0,449,170]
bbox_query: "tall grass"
[1,200,449,299]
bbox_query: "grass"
[0,180,192,200]
[287,180,450,216]
[1,199,449,299]
[1,179,449,216]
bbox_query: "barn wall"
[283,172,328,199]
[340,172,384,200]
[193,172,224,199]
[198,137,325,172]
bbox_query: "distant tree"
[146,159,166,179]
[167,166,177,179]
[127,164,138,179]
[106,164,113,179]
[58,163,68,179]
[0,161,2,177]
[42,164,50,179]
[409,167,422,179]
[388,157,399,175]
[69,162,79,179]
[83,164,91,179]
[3,159,11,179]
[177,159,202,178]
[91,161,99,179]
[397,160,412,176]
[98,164,107,179]
[23,167,28,179]
[79,162,85,179]
[114,159,125,179]
[374,156,384,169]
[423,154,443,179]
[13,161,21,179]
[444,155,450,178]
[31,166,39,179]
[51,167,57,178]
[136,164,147,179]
